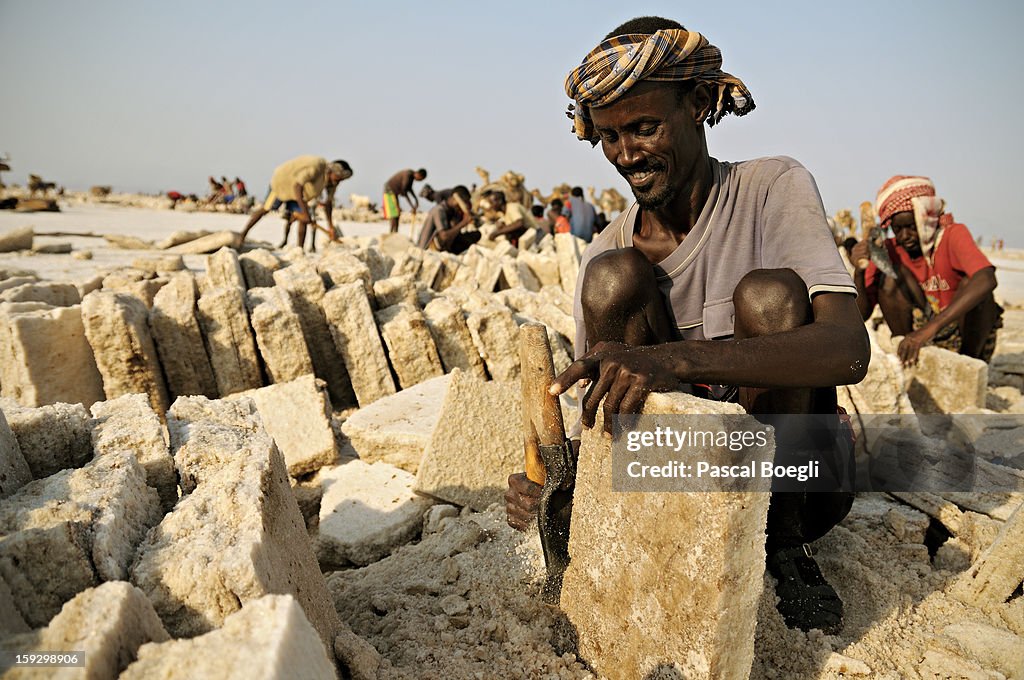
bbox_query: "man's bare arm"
[293,182,311,223]
[399,171,418,211]
[319,199,337,238]
[852,268,876,321]
[492,218,526,238]
[399,180,415,213]
[850,240,876,320]
[451,196,473,230]
[436,221,469,249]
[320,184,338,238]
[897,266,997,365]
[552,292,869,431]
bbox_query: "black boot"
[766,543,844,635]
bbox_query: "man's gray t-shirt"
[573,156,856,356]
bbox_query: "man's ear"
[691,82,714,124]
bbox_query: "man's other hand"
[851,240,871,269]
[897,327,933,367]
[550,341,678,435]
[505,472,541,531]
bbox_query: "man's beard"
[902,243,923,258]
[633,183,677,210]
[618,162,675,210]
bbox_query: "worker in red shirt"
[853,175,1002,366]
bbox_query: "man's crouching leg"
[734,268,852,635]
[581,247,676,346]
[960,292,1003,362]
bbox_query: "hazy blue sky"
[2,1,1023,244]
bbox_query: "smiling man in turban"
[853,175,1001,366]
[505,16,870,636]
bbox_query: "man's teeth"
[628,170,655,183]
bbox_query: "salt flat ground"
[2,203,1023,307]
[0,203,394,283]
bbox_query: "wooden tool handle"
[520,323,567,485]
[524,440,546,486]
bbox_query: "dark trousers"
[762,406,856,554]
[765,491,855,554]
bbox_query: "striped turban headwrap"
[876,175,953,259]
[563,29,755,144]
